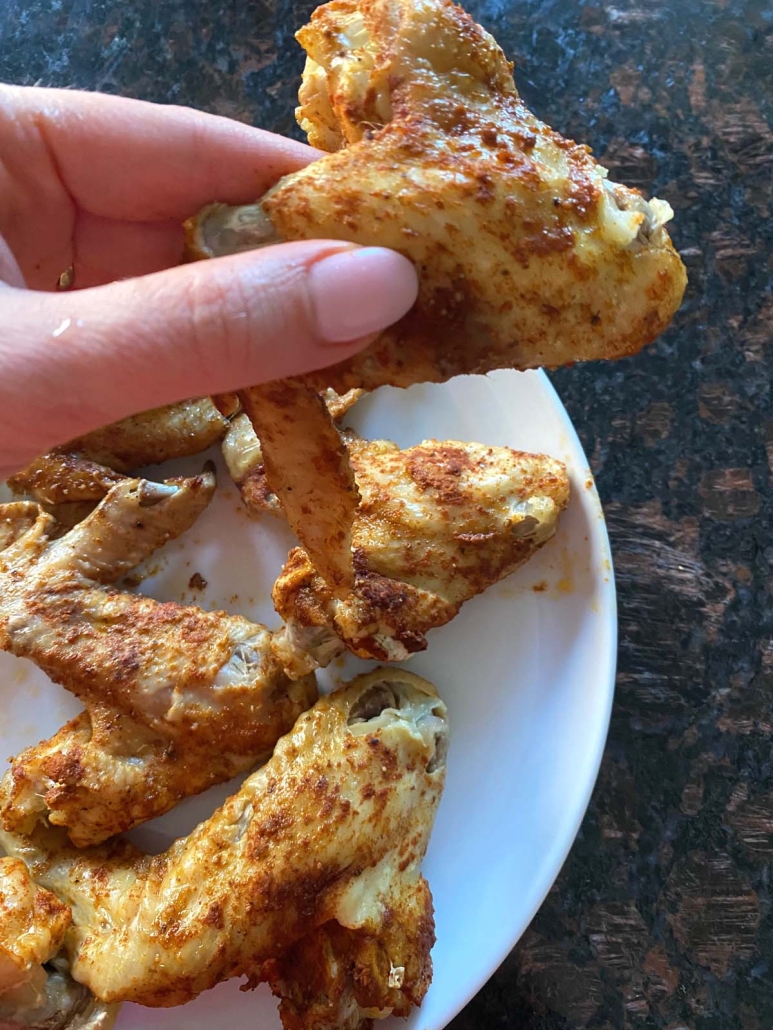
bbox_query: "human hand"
[0,86,418,477]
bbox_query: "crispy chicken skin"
[263,877,435,1030]
[273,435,569,670]
[0,476,317,846]
[187,0,686,388]
[8,398,234,505]
[0,670,447,1025]
[185,0,685,589]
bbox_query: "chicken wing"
[8,398,235,505]
[0,475,317,846]
[0,669,447,1028]
[189,0,686,381]
[0,856,70,995]
[186,0,686,591]
[272,434,568,672]
[0,856,118,1029]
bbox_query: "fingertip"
[308,246,419,345]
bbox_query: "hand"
[0,86,418,477]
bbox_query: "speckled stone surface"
[1,0,771,1026]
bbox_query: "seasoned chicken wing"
[8,398,235,505]
[239,381,360,595]
[0,856,118,1029]
[189,0,686,383]
[0,669,447,1028]
[272,434,569,672]
[0,475,317,846]
[186,0,685,590]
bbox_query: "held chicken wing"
[0,475,317,846]
[189,0,686,384]
[0,669,448,1030]
[0,857,118,1029]
[186,0,686,590]
[272,434,569,673]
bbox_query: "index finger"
[0,85,319,223]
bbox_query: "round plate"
[0,369,616,1030]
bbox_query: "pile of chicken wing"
[0,0,685,1027]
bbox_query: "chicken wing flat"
[0,669,447,1029]
[8,398,234,505]
[223,388,362,517]
[272,434,568,671]
[0,475,317,846]
[188,0,686,385]
[0,856,118,1029]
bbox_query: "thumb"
[0,241,417,472]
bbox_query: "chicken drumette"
[0,475,316,847]
[0,670,447,1030]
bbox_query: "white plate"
[0,369,616,1030]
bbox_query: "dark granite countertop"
[1,0,770,1026]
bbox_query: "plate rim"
[433,369,618,1028]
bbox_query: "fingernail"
[309,247,419,344]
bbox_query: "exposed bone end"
[184,203,281,261]
[135,481,179,507]
[601,177,676,249]
[346,668,449,776]
[0,959,120,1029]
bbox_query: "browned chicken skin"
[263,885,435,1030]
[223,388,362,518]
[239,381,361,596]
[272,433,569,671]
[0,475,317,846]
[8,399,234,505]
[0,856,70,996]
[186,0,685,590]
[0,670,447,1027]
